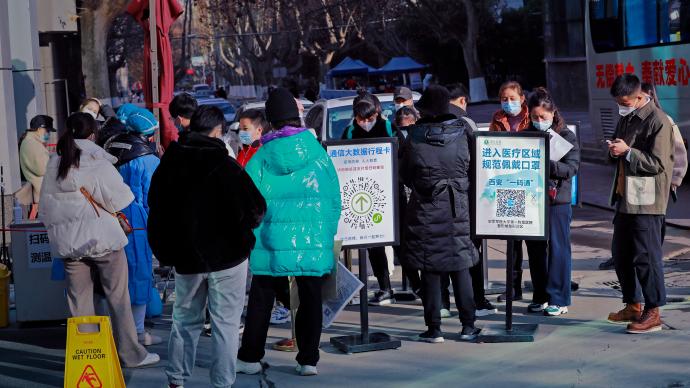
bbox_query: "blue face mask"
[501,100,522,116]
[43,133,51,143]
[532,120,552,131]
[239,130,253,145]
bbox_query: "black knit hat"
[265,87,300,124]
[416,85,450,118]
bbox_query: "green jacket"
[246,129,341,277]
[609,100,674,215]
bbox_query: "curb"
[582,201,690,231]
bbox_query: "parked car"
[231,98,314,124]
[305,92,421,141]
[197,98,236,123]
[192,84,213,99]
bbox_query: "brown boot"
[607,303,642,324]
[626,307,662,334]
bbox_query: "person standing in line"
[523,87,580,316]
[237,109,267,168]
[104,106,162,345]
[39,112,159,368]
[489,81,531,302]
[147,105,267,387]
[606,74,674,334]
[18,115,55,219]
[342,91,397,305]
[237,88,341,377]
[401,85,480,343]
[394,86,416,112]
[169,92,198,132]
[444,83,498,317]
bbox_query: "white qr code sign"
[473,132,549,240]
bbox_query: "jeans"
[239,275,324,366]
[526,204,573,306]
[166,261,248,388]
[422,269,475,330]
[612,213,666,308]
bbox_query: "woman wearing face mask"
[38,112,159,368]
[18,115,55,219]
[237,109,267,168]
[341,92,397,305]
[524,87,579,316]
[489,81,531,302]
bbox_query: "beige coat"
[609,100,674,215]
[668,116,688,187]
[19,131,49,202]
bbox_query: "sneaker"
[270,304,291,325]
[167,384,183,388]
[544,305,568,316]
[411,329,444,343]
[236,359,262,375]
[202,322,212,337]
[626,307,662,334]
[368,290,395,306]
[440,308,452,318]
[459,326,481,341]
[273,338,297,352]
[296,364,318,376]
[528,302,548,313]
[138,332,163,346]
[598,257,616,270]
[239,322,245,334]
[497,289,523,303]
[133,352,160,368]
[475,299,498,316]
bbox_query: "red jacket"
[237,143,261,168]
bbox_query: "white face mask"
[360,120,375,132]
[394,103,404,112]
[618,96,644,117]
[82,108,98,119]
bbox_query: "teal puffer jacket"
[246,128,341,277]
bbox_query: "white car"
[305,92,421,141]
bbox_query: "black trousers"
[509,240,524,292]
[368,247,391,291]
[238,275,324,366]
[423,269,475,329]
[442,243,486,309]
[612,213,666,308]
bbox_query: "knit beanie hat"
[416,85,451,118]
[265,88,300,124]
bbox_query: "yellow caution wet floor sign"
[64,316,125,388]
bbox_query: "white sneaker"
[138,332,163,346]
[296,364,318,376]
[440,308,452,318]
[528,302,549,313]
[270,305,291,325]
[134,352,160,367]
[544,305,568,316]
[236,359,262,374]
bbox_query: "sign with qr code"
[473,132,549,240]
[325,138,399,249]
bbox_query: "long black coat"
[400,115,479,272]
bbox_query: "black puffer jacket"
[104,132,156,167]
[147,132,266,274]
[400,114,479,272]
[526,125,580,205]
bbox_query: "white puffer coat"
[39,139,135,259]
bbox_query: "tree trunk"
[460,0,488,101]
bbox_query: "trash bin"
[0,264,11,328]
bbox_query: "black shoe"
[599,257,615,270]
[368,290,395,306]
[497,289,523,303]
[412,329,444,343]
[202,325,212,337]
[570,281,579,292]
[459,326,481,341]
[475,299,498,316]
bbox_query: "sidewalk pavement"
[0,204,689,388]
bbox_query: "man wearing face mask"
[169,93,198,133]
[341,92,397,305]
[607,74,674,334]
[18,115,56,219]
[394,86,416,112]
[237,109,267,168]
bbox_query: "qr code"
[496,189,526,218]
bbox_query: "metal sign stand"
[330,248,401,353]
[478,240,538,342]
[0,166,11,269]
